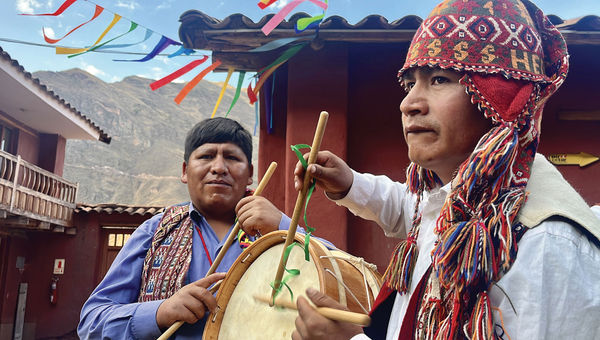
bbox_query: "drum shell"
[204,230,381,339]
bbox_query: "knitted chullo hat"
[383,0,569,338]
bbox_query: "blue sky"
[1,0,598,85]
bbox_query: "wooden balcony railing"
[0,150,78,228]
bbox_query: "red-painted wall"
[260,44,351,251]
[537,44,600,204]
[0,212,152,339]
[345,43,413,270]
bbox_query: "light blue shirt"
[78,202,305,339]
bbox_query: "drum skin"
[204,231,382,340]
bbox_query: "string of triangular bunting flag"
[19,0,328,120]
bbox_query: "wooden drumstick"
[158,162,277,340]
[270,111,329,303]
[253,294,371,327]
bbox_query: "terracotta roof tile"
[178,12,600,72]
[75,203,165,216]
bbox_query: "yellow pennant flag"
[211,67,235,118]
[56,14,122,55]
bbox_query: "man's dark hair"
[184,117,252,164]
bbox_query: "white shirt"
[336,171,600,340]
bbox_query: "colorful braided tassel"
[383,236,418,293]
[465,292,495,340]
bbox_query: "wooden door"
[99,227,135,281]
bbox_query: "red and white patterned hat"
[386,1,570,338]
[399,0,568,90]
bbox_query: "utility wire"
[0,37,201,56]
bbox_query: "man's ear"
[247,164,254,186]
[181,162,188,184]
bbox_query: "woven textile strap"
[138,205,194,302]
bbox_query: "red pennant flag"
[247,81,258,105]
[150,56,208,91]
[43,5,104,44]
[20,0,77,16]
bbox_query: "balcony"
[0,150,77,233]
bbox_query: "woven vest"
[138,205,194,302]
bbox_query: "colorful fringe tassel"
[383,237,418,293]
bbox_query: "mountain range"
[34,68,257,206]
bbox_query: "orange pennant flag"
[175,60,222,104]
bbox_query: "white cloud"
[41,27,55,39]
[156,0,174,10]
[273,0,290,10]
[115,1,139,10]
[81,62,106,77]
[16,0,42,14]
[137,66,166,81]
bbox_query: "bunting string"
[113,36,181,62]
[93,28,152,51]
[66,22,139,58]
[18,0,326,117]
[56,13,122,55]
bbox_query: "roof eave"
[178,11,600,72]
[0,47,111,144]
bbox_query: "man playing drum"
[293,0,600,339]
[78,117,297,339]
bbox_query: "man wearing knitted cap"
[292,0,600,339]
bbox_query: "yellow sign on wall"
[548,152,599,167]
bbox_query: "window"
[107,232,131,247]
[100,226,136,281]
[0,124,16,154]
